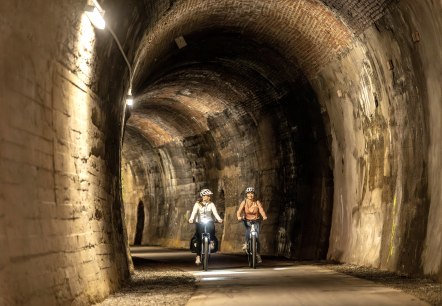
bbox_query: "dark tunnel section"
[122,30,334,260]
[134,201,145,245]
[275,90,334,259]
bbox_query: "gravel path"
[95,257,196,306]
[96,256,442,306]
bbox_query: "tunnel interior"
[117,0,437,269]
[122,24,335,259]
[2,0,442,304]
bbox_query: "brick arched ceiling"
[134,0,351,82]
[127,0,394,146]
[121,0,397,259]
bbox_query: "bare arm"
[257,200,267,220]
[236,201,245,220]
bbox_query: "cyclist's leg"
[244,221,252,252]
[207,221,215,237]
[239,221,248,251]
[255,222,260,252]
[195,223,203,263]
[196,223,204,253]
[207,221,216,250]
[254,223,263,263]
[244,220,251,243]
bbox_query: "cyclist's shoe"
[210,241,215,251]
[256,254,262,263]
[241,243,247,251]
[195,256,201,265]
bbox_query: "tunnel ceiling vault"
[128,69,262,148]
[128,32,312,149]
[138,32,303,88]
[132,0,396,87]
[127,103,207,146]
[122,0,396,149]
[133,0,353,85]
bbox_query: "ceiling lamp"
[85,0,134,107]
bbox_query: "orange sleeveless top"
[244,200,260,220]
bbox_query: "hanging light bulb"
[126,88,134,106]
[84,0,135,108]
[85,2,106,30]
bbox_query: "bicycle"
[243,219,261,269]
[199,217,220,271]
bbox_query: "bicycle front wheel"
[202,237,209,271]
[251,235,257,269]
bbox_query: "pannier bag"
[190,234,198,253]
[211,236,219,253]
[189,235,219,253]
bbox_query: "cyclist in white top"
[189,189,223,264]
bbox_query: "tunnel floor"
[95,247,441,305]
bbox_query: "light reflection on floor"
[193,270,247,276]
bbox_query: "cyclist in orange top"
[236,187,267,263]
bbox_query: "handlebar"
[238,218,264,223]
[189,219,223,224]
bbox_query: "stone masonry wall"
[314,0,442,281]
[0,1,130,304]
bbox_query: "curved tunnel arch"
[122,4,337,258]
[132,0,355,84]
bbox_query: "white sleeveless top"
[189,201,222,223]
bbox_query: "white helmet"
[245,187,255,193]
[200,189,213,196]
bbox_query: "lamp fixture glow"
[85,0,135,107]
[126,89,134,106]
[85,2,105,30]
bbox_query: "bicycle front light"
[201,218,210,224]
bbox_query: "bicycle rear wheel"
[251,235,257,269]
[202,237,209,271]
